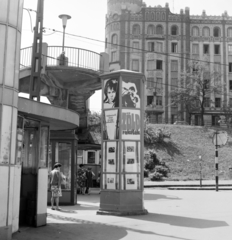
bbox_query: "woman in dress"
[77,164,87,194]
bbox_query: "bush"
[155,165,170,178]
[144,169,149,178]
[149,171,163,181]
[144,125,171,144]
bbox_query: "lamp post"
[199,155,202,187]
[58,14,71,64]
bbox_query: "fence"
[20,46,102,72]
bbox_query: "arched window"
[203,27,210,37]
[111,34,118,48]
[132,24,140,35]
[213,27,220,37]
[192,26,199,37]
[147,25,155,35]
[156,25,163,35]
[228,27,232,37]
[171,25,178,35]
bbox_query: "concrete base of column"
[97,209,148,216]
[98,190,148,216]
[0,225,12,240]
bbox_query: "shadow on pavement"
[127,213,229,229]
[13,216,195,240]
[144,193,181,201]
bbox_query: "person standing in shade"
[77,164,87,195]
[86,167,95,195]
[50,163,62,210]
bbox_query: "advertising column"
[0,0,24,239]
[98,70,148,215]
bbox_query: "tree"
[88,110,101,133]
[170,61,223,126]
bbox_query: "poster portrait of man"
[122,79,141,108]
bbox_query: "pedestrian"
[77,164,87,195]
[97,166,101,194]
[86,167,95,195]
[50,163,62,210]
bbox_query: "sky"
[21,0,232,112]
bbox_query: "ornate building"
[105,0,232,125]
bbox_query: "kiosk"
[98,70,148,215]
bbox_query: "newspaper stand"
[97,70,148,215]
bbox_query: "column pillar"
[0,0,24,239]
[98,70,148,215]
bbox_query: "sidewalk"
[144,179,232,190]
[13,187,232,240]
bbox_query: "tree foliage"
[170,61,223,126]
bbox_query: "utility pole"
[215,130,219,191]
[29,0,44,101]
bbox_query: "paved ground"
[13,185,232,240]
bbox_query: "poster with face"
[103,110,119,140]
[121,109,141,140]
[121,174,139,190]
[103,78,119,109]
[122,141,140,172]
[104,142,118,172]
[103,174,118,190]
[121,78,141,108]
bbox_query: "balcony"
[19,44,109,128]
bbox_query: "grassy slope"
[145,124,232,181]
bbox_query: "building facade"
[105,0,232,126]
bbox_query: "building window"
[132,41,139,52]
[171,78,178,90]
[156,96,162,106]
[229,63,232,72]
[192,26,199,36]
[87,151,95,164]
[215,98,221,108]
[156,25,163,35]
[214,44,220,54]
[111,34,118,48]
[148,42,155,52]
[212,115,220,126]
[132,59,139,72]
[147,24,155,35]
[171,25,178,35]
[132,24,140,35]
[171,42,178,53]
[156,42,163,52]
[147,60,155,71]
[229,98,232,106]
[171,60,178,72]
[192,44,199,54]
[214,62,221,73]
[203,27,210,37]
[229,45,232,54]
[147,77,154,88]
[111,51,117,62]
[204,97,210,107]
[213,27,220,37]
[203,44,209,54]
[156,78,162,90]
[147,96,153,105]
[229,80,232,90]
[228,28,232,37]
[156,60,163,70]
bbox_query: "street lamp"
[58,14,71,54]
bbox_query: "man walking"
[50,163,62,210]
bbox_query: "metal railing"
[20,46,102,72]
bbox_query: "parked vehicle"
[173,121,189,125]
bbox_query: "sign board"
[212,131,228,146]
